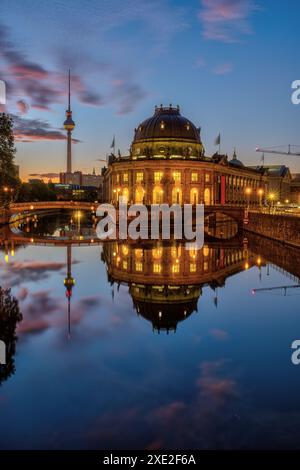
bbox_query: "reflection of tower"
[63,69,75,173]
[64,245,75,338]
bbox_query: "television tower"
[64,245,75,339]
[63,69,75,173]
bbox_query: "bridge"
[9,201,97,215]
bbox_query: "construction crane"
[252,284,300,295]
[256,145,300,157]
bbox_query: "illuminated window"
[153,187,163,204]
[152,247,162,259]
[203,245,209,257]
[136,172,144,182]
[116,174,120,183]
[205,173,210,183]
[190,263,196,273]
[123,173,128,183]
[123,260,128,270]
[191,172,198,182]
[186,122,190,131]
[154,171,163,183]
[160,120,165,129]
[173,171,181,182]
[171,245,181,258]
[153,263,162,274]
[122,245,129,256]
[135,249,143,259]
[203,261,208,271]
[135,261,143,272]
[172,264,180,274]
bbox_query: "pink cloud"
[16,99,29,114]
[199,0,259,42]
[17,287,29,301]
[213,62,233,74]
[210,328,229,340]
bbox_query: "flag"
[215,133,221,146]
[110,135,115,149]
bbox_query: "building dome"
[229,148,244,168]
[133,105,201,143]
[131,105,204,159]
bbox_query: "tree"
[0,113,20,207]
[0,287,23,386]
[17,181,57,202]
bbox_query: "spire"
[63,69,75,173]
[92,167,96,175]
[68,68,71,111]
[233,147,237,160]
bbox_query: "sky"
[0,0,300,180]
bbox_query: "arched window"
[204,187,211,205]
[172,187,182,204]
[135,187,144,204]
[122,188,129,203]
[190,188,198,205]
[153,186,163,204]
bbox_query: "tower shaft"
[67,130,72,173]
[64,69,75,174]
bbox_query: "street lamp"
[268,193,275,212]
[258,188,264,208]
[245,187,252,208]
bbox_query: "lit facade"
[104,105,267,206]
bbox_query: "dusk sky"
[0,0,299,180]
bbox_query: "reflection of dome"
[229,148,244,168]
[133,105,201,144]
[130,284,201,333]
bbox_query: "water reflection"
[0,287,23,386]
[1,212,300,449]
[102,240,259,332]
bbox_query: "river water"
[0,211,300,450]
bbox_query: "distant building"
[59,169,104,200]
[60,171,82,186]
[291,173,300,204]
[250,165,292,203]
[28,178,43,184]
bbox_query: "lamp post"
[245,187,252,209]
[269,193,275,213]
[258,188,264,209]
[2,186,14,209]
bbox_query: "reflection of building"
[104,105,267,206]
[103,241,259,333]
